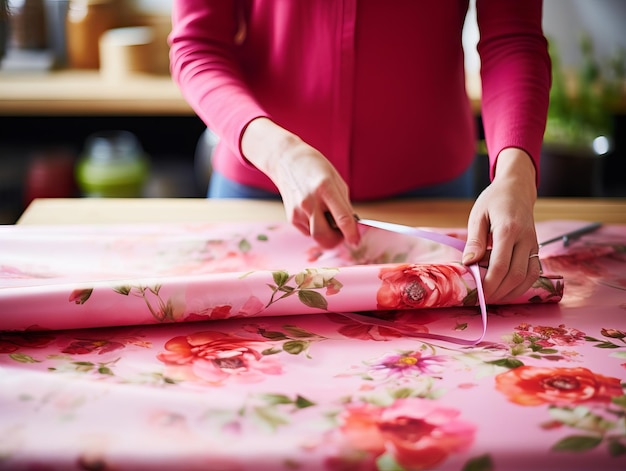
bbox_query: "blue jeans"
[208,165,475,199]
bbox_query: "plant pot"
[538,141,607,197]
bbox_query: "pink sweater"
[170,0,551,200]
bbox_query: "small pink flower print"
[69,288,93,304]
[514,323,586,347]
[157,330,282,385]
[336,398,475,470]
[601,328,626,340]
[184,304,233,322]
[294,268,343,296]
[62,338,125,355]
[368,351,446,379]
[495,366,624,406]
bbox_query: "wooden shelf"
[0,70,194,116]
[0,69,483,117]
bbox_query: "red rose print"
[157,330,282,385]
[377,263,468,310]
[495,366,624,406]
[337,398,475,470]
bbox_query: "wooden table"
[17,197,626,226]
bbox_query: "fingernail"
[462,252,475,264]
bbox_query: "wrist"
[241,117,302,176]
[493,147,537,200]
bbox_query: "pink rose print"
[335,398,475,470]
[183,297,265,322]
[157,330,282,385]
[69,288,93,304]
[515,323,586,348]
[495,366,624,406]
[62,338,126,355]
[183,304,232,323]
[327,311,431,341]
[377,264,469,310]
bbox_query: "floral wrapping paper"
[0,222,562,332]
[0,220,625,471]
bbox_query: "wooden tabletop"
[17,197,626,227]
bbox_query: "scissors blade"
[538,222,602,248]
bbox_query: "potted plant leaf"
[540,34,625,196]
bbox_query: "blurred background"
[0,0,625,224]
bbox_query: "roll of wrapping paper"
[0,221,563,343]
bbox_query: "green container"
[76,131,149,197]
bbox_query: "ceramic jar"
[66,0,116,69]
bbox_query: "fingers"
[481,226,541,303]
[308,204,360,248]
[463,212,491,265]
[268,140,359,249]
[310,207,345,248]
[285,195,359,249]
[323,201,361,246]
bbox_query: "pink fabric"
[169,0,551,199]
[1,221,625,470]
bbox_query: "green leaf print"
[272,270,290,287]
[462,454,494,471]
[238,238,252,253]
[281,325,318,339]
[113,285,132,296]
[9,353,41,363]
[486,358,525,369]
[608,437,626,457]
[552,435,602,452]
[282,340,309,355]
[265,268,342,310]
[298,289,328,310]
[294,395,315,409]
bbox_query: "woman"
[169,0,551,302]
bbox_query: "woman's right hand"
[241,117,360,248]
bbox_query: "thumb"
[463,219,490,266]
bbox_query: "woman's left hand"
[462,148,542,303]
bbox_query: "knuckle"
[486,260,508,279]
[507,267,527,286]
[495,220,523,239]
[333,212,355,227]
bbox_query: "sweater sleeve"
[476,0,552,183]
[169,0,268,160]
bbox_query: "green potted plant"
[546,34,624,150]
[540,34,625,196]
